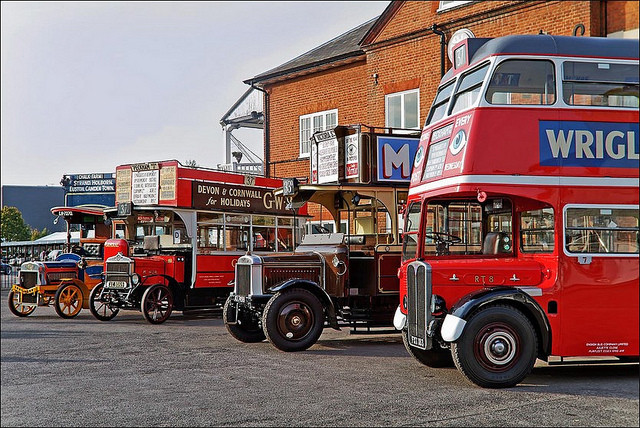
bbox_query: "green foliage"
[1,206,31,242]
[30,227,49,241]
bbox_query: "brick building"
[246,0,638,182]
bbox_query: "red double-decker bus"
[395,34,639,388]
[90,160,305,324]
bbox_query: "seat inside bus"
[482,232,511,255]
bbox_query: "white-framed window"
[563,204,639,256]
[299,109,338,158]
[385,89,420,130]
[438,1,473,12]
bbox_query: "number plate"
[105,280,128,289]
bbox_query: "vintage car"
[7,207,109,318]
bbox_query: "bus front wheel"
[89,284,119,321]
[451,305,537,388]
[262,288,324,352]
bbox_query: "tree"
[1,206,31,242]
[31,227,49,241]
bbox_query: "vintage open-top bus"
[91,160,306,324]
[394,34,639,388]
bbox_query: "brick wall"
[266,61,367,180]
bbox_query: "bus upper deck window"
[451,63,490,115]
[485,60,556,105]
[562,61,639,108]
[425,81,455,127]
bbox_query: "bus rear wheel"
[223,296,265,343]
[262,288,324,352]
[8,291,36,317]
[402,329,453,368]
[451,305,537,388]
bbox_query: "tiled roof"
[246,17,378,85]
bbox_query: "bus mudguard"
[269,279,340,330]
[441,286,551,356]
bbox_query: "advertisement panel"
[313,129,340,184]
[192,182,291,215]
[62,172,116,208]
[376,136,420,182]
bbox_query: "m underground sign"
[192,182,292,215]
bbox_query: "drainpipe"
[431,24,446,77]
[250,81,270,177]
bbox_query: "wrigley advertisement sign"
[192,182,291,215]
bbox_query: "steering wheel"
[425,232,462,255]
[315,225,332,234]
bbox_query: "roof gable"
[246,17,378,85]
[361,2,438,47]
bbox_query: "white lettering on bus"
[455,114,471,128]
[546,129,638,160]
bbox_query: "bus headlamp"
[131,273,141,286]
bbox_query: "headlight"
[131,273,141,286]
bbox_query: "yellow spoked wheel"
[8,291,37,317]
[54,283,83,319]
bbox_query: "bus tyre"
[402,329,453,368]
[223,296,266,343]
[262,288,324,352]
[451,305,537,388]
[54,283,83,319]
[89,283,119,321]
[141,284,173,324]
[8,291,36,317]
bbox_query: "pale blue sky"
[1,1,388,186]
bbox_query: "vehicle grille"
[106,261,131,274]
[406,261,431,350]
[263,267,321,292]
[20,272,38,288]
[236,264,251,296]
[47,271,77,283]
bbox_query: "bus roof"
[444,35,639,81]
[50,206,105,224]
